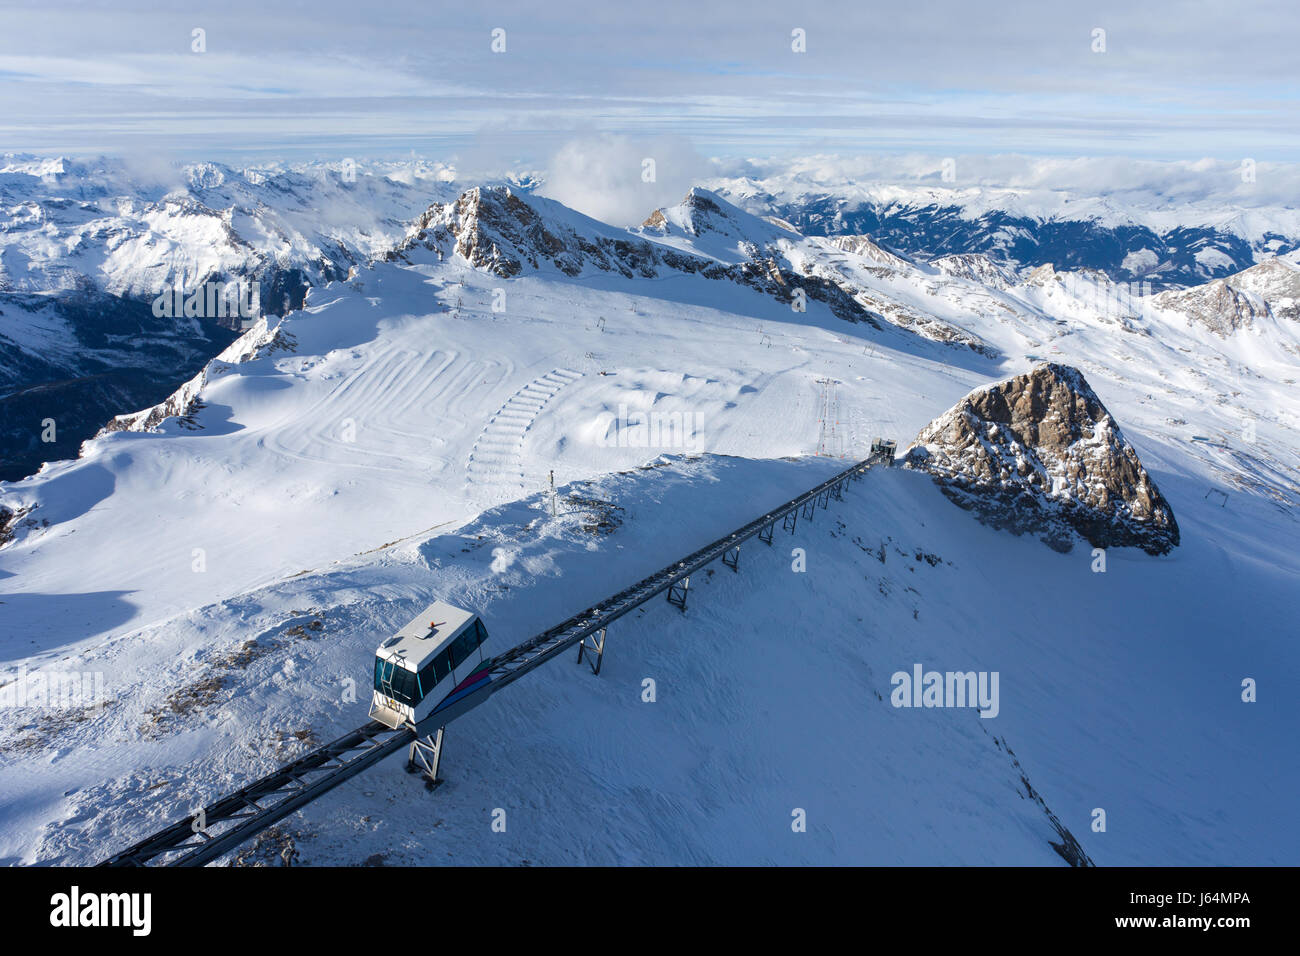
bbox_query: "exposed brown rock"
[1154,279,1270,335]
[1229,257,1300,322]
[400,186,994,340]
[902,363,1179,554]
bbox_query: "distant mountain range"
[0,156,457,481]
[707,177,1300,289]
[3,155,1299,483]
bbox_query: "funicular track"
[100,445,894,867]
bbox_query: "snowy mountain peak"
[400,185,892,330]
[827,235,914,271]
[638,186,800,252]
[1221,256,1300,322]
[185,162,227,190]
[930,253,1017,289]
[1153,279,1271,335]
[903,363,1180,555]
[404,184,668,278]
[1150,256,1300,334]
[1021,263,1061,288]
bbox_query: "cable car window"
[395,667,421,704]
[374,658,421,705]
[432,649,451,683]
[418,651,450,693]
[451,629,476,666]
[474,618,489,648]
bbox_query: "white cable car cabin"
[369,601,490,730]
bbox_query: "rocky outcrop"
[0,503,27,546]
[402,187,1007,354]
[0,502,46,547]
[1020,263,1063,288]
[1153,279,1271,335]
[400,186,885,327]
[1152,258,1300,334]
[930,253,1017,289]
[828,235,912,271]
[1229,257,1300,321]
[902,363,1179,555]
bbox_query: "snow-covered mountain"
[1152,257,1300,335]
[397,185,992,354]
[0,155,457,299]
[1225,258,1300,322]
[1,175,1298,867]
[707,175,1300,288]
[6,155,1300,487]
[0,155,459,481]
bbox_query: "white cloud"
[717,153,1300,213]
[1,0,1297,162]
[536,134,708,227]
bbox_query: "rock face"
[1152,257,1300,334]
[1218,257,1300,323]
[930,253,1017,289]
[397,186,990,354]
[902,363,1180,555]
[827,235,913,271]
[1153,278,1271,335]
[400,186,880,325]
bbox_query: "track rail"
[427,449,888,726]
[99,721,416,867]
[100,449,890,866]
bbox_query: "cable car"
[871,437,897,463]
[369,601,491,730]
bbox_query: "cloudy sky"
[1,0,1296,170]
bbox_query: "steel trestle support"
[406,726,446,789]
[722,545,741,571]
[576,627,607,675]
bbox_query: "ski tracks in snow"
[261,348,509,475]
[465,368,584,504]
